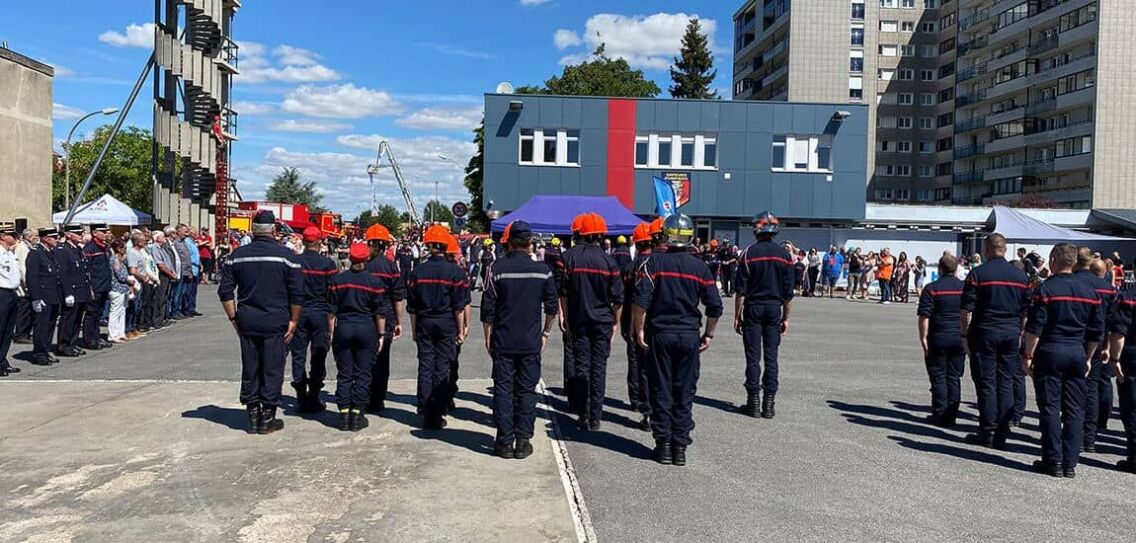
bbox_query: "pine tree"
[669,18,718,99]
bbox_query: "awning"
[1091,209,1136,232]
[490,195,645,235]
[991,206,1126,242]
[53,194,153,226]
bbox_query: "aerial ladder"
[367,140,421,227]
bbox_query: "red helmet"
[364,224,393,243]
[648,217,665,237]
[578,213,608,236]
[571,214,587,234]
[348,243,370,263]
[302,226,322,243]
[423,224,451,246]
[446,234,460,255]
[631,223,652,244]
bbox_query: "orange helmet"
[423,224,451,246]
[710,239,719,248]
[578,213,608,236]
[648,217,665,236]
[365,224,392,243]
[631,223,652,244]
[571,214,587,234]
[501,222,513,244]
[446,234,460,255]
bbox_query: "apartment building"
[953,0,1133,209]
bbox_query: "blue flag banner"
[653,176,677,217]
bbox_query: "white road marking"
[538,379,598,543]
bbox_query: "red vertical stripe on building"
[606,99,637,209]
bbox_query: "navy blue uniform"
[735,240,795,396]
[1026,273,1101,470]
[611,245,632,269]
[718,246,737,296]
[962,256,1030,442]
[561,244,624,424]
[26,244,61,356]
[55,241,93,352]
[481,253,558,448]
[1076,269,1116,450]
[917,275,966,423]
[81,239,111,348]
[622,252,652,417]
[634,249,723,446]
[218,237,304,407]
[365,254,407,411]
[555,245,581,412]
[407,255,469,420]
[329,269,387,410]
[397,245,415,283]
[1110,287,1136,464]
[289,249,337,391]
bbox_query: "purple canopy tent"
[490,195,645,235]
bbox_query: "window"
[896,166,912,177]
[895,188,911,201]
[634,133,718,169]
[938,87,955,103]
[934,187,951,200]
[851,26,865,46]
[876,165,895,177]
[519,129,580,166]
[878,140,893,152]
[920,93,935,106]
[898,117,913,129]
[918,117,934,129]
[937,137,953,152]
[880,0,896,7]
[849,76,864,100]
[901,21,915,32]
[899,69,914,80]
[920,69,935,81]
[875,188,894,200]
[852,2,866,19]
[897,141,913,152]
[940,12,956,29]
[921,45,937,57]
[878,115,897,128]
[880,44,898,56]
[916,189,932,202]
[850,51,864,72]
[1055,135,1092,158]
[771,135,834,173]
[920,22,936,32]
[937,112,954,127]
[924,0,938,8]
[937,162,953,176]
[902,44,916,56]
[919,141,933,154]
[918,165,933,177]
[901,0,915,8]
[879,69,895,81]
[899,93,914,105]
[881,20,898,32]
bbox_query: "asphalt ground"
[3,285,1135,542]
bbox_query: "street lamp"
[64,107,119,208]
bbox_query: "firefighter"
[558,214,587,414]
[330,243,388,431]
[218,210,304,434]
[445,234,472,411]
[479,238,496,290]
[26,228,61,366]
[632,213,722,466]
[734,211,795,419]
[611,235,632,268]
[1110,270,1136,473]
[364,224,406,414]
[55,224,92,357]
[544,236,562,271]
[622,222,654,430]
[1022,243,1102,478]
[917,254,966,427]
[1075,249,1117,453]
[407,225,469,429]
[561,213,623,431]
[481,220,559,459]
[289,226,338,413]
[81,223,113,350]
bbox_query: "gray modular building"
[483,94,870,243]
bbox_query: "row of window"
[879,68,937,81]
[878,140,936,154]
[879,21,937,33]
[880,0,942,8]
[875,164,936,177]
[878,116,941,129]
[634,134,718,169]
[878,92,938,106]
[772,135,834,173]
[874,188,950,202]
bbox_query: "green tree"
[669,18,719,99]
[545,44,661,97]
[422,200,454,225]
[53,125,155,212]
[265,167,325,212]
[355,204,407,237]
[462,122,488,232]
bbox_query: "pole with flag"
[652,176,678,218]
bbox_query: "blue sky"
[4,0,736,218]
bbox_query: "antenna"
[495,81,515,95]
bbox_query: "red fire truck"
[236,202,348,247]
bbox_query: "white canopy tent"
[53,194,153,226]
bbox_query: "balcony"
[213,36,239,74]
[954,170,985,184]
[954,115,988,133]
[959,8,991,31]
[1023,158,1055,176]
[986,104,1026,126]
[762,37,789,65]
[1028,36,1060,56]
[221,107,239,141]
[956,61,988,83]
[958,35,988,57]
[1023,117,1094,146]
[954,143,986,159]
[956,89,987,108]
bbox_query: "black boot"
[1032,459,1061,478]
[761,393,776,419]
[494,441,516,459]
[965,432,995,448]
[260,405,284,434]
[741,391,760,418]
[306,387,326,413]
[672,443,687,466]
[577,415,590,431]
[654,440,673,465]
[349,409,368,432]
[639,415,651,432]
[338,409,351,431]
[515,438,534,459]
[1117,457,1136,473]
[292,382,309,413]
[246,403,262,434]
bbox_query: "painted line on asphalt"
[538,379,598,543]
[0,379,236,384]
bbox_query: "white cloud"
[281,84,402,119]
[395,106,482,132]
[273,45,320,66]
[232,101,275,116]
[554,29,581,50]
[48,64,76,77]
[520,0,552,5]
[267,119,352,133]
[53,103,85,121]
[413,42,496,60]
[237,42,341,84]
[556,13,717,71]
[236,41,267,58]
[98,23,156,48]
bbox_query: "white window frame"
[919,93,935,105]
[896,166,912,177]
[901,0,915,7]
[901,21,915,32]
[918,117,934,129]
[880,44,899,57]
[899,69,914,80]
[771,134,834,173]
[920,69,935,81]
[920,21,936,32]
[895,188,911,200]
[519,128,580,167]
[899,92,914,105]
[881,20,899,32]
[898,117,914,129]
[921,45,938,57]
[897,141,913,152]
[634,133,718,170]
[918,141,933,154]
[918,165,933,177]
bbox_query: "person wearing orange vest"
[877,249,895,304]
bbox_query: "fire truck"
[232,202,348,248]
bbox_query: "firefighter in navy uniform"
[961,233,1030,449]
[218,210,304,435]
[734,211,795,419]
[364,224,406,414]
[1022,243,1102,478]
[622,222,654,430]
[917,254,967,427]
[1109,274,1136,473]
[289,226,338,414]
[407,225,469,429]
[561,213,623,431]
[81,223,113,350]
[632,213,722,466]
[55,224,92,357]
[543,237,562,272]
[611,235,632,269]
[26,228,61,366]
[557,214,587,415]
[1074,249,1117,453]
[330,243,388,432]
[445,234,472,412]
[481,220,559,459]
[718,241,737,297]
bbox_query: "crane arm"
[367,140,420,226]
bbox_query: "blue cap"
[505,220,532,241]
[253,210,276,225]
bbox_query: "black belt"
[0,287,16,292]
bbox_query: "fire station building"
[482,93,870,245]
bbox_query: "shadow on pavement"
[181,404,248,432]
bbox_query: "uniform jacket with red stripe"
[1109,286,1136,351]
[1074,268,1116,343]
[918,275,964,342]
[297,249,337,313]
[1025,272,1102,345]
[961,256,1030,334]
[735,239,795,306]
[328,269,387,323]
[366,254,407,333]
[83,239,112,294]
[560,244,624,331]
[56,241,93,303]
[407,255,469,320]
[634,248,723,334]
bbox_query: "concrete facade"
[0,47,54,228]
[483,94,869,241]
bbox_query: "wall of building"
[1091,0,1136,208]
[0,48,54,228]
[484,94,869,223]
